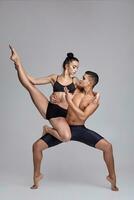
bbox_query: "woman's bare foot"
[106,175,119,191]
[9,45,21,66]
[42,125,50,136]
[30,174,44,189]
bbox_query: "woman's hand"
[64,87,73,103]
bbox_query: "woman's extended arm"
[27,74,57,85]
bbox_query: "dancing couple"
[9,45,118,191]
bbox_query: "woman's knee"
[62,132,71,142]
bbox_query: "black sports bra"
[53,76,76,93]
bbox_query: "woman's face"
[67,60,79,77]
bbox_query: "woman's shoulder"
[51,74,59,83]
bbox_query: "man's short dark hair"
[85,71,99,88]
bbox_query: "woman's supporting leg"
[10,46,48,118]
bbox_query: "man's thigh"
[70,125,104,148]
[40,133,62,148]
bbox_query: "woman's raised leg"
[9,45,48,118]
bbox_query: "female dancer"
[9,45,79,142]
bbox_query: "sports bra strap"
[56,75,59,81]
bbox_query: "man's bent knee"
[32,139,48,152]
[105,142,113,152]
[95,139,113,152]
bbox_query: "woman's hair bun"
[67,52,74,58]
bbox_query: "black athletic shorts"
[46,102,67,120]
[40,125,104,148]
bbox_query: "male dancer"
[31,71,119,191]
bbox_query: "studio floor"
[0,169,133,200]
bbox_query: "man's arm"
[81,99,100,120]
[69,99,99,121]
[66,90,100,121]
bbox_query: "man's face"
[78,73,92,88]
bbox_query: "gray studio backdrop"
[0,0,133,183]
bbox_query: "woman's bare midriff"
[52,92,68,109]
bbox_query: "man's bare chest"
[73,94,93,110]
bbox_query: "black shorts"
[40,125,104,148]
[46,102,67,120]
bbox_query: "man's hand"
[64,87,73,103]
[93,92,100,104]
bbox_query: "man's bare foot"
[9,45,21,66]
[42,125,50,136]
[106,175,119,191]
[30,174,44,189]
